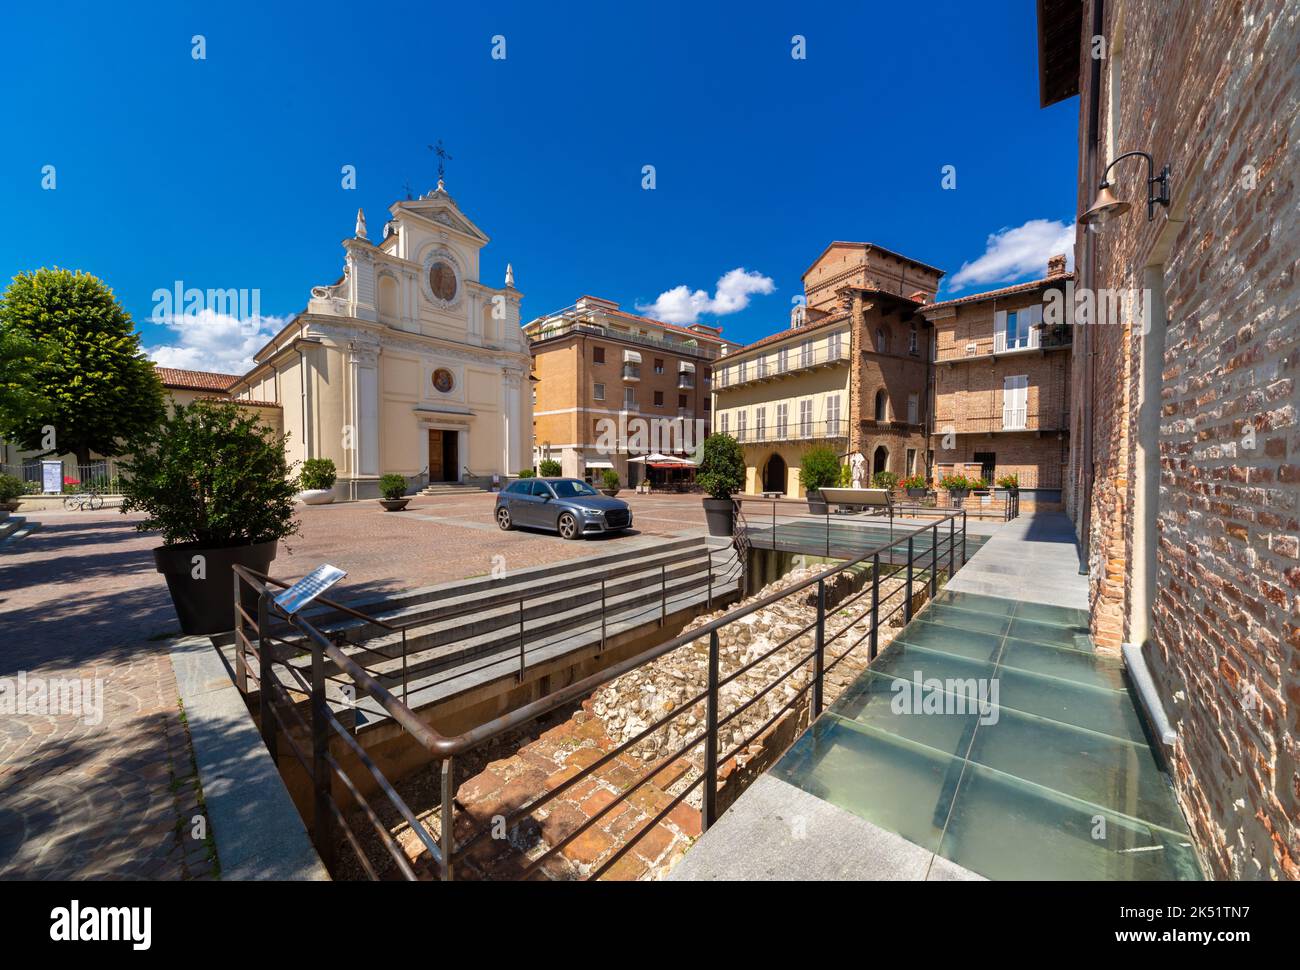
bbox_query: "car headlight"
[582,508,603,517]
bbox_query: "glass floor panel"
[771,714,962,853]
[767,584,1201,879]
[966,707,1188,832]
[936,763,1201,881]
[998,636,1127,691]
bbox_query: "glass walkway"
[770,587,1201,879]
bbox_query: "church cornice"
[297,316,530,370]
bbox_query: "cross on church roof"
[429,140,452,185]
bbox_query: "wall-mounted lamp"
[1079,150,1171,225]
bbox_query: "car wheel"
[557,512,581,540]
[496,507,513,530]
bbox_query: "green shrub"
[838,463,852,487]
[872,470,899,491]
[516,469,535,478]
[538,458,562,477]
[799,446,840,493]
[378,473,408,500]
[697,433,745,500]
[0,473,24,503]
[118,400,300,547]
[300,457,337,491]
[600,469,620,491]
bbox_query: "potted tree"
[298,457,337,505]
[539,458,562,477]
[119,400,300,636]
[0,473,23,518]
[902,473,928,499]
[697,432,745,537]
[599,469,621,497]
[939,473,971,505]
[378,473,410,511]
[799,446,840,515]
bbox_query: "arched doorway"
[872,445,889,477]
[762,453,787,494]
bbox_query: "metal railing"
[716,341,849,389]
[727,419,847,444]
[2,460,122,493]
[527,317,723,361]
[932,411,1068,434]
[232,508,968,880]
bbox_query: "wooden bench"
[819,487,895,518]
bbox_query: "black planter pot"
[154,540,278,636]
[806,490,828,515]
[600,488,619,497]
[702,498,734,537]
[379,498,410,512]
[906,487,926,499]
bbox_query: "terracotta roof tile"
[920,273,1075,313]
[154,367,242,391]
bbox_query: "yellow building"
[711,313,851,496]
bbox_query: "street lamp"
[1079,150,1171,225]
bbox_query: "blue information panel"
[273,563,347,616]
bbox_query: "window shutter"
[994,310,1007,353]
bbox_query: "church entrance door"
[428,430,459,482]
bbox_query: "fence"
[232,506,969,880]
[1,460,123,493]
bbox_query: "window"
[678,394,687,408]
[909,326,918,355]
[737,410,747,442]
[703,397,711,411]
[1003,375,1028,429]
[875,328,886,352]
[799,399,812,438]
[624,386,637,409]
[756,406,766,441]
[907,393,919,425]
[800,340,812,367]
[739,360,748,382]
[874,389,888,422]
[593,382,605,401]
[776,402,788,438]
[906,448,917,476]
[777,347,788,372]
[758,355,767,378]
[829,331,842,359]
[654,358,665,375]
[654,390,664,407]
[826,394,841,436]
[593,346,605,364]
[996,307,1041,352]
[721,412,729,434]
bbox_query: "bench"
[819,487,895,519]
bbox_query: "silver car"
[495,477,633,539]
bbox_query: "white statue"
[850,451,866,488]
[355,207,368,240]
[505,263,515,288]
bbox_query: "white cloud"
[146,308,288,375]
[946,219,1075,291]
[637,267,775,324]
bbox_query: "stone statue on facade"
[850,451,866,488]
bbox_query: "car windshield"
[551,479,598,498]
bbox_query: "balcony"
[730,419,847,444]
[677,407,693,419]
[677,374,695,389]
[622,363,641,381]
[717,341,849,389]
[526,318,722,360]
[931,411,1069,435]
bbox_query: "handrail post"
[440,756,455,881]
[660,564,667,626]
[704,630,720,830]
[233,571,248,693]
[948,516,956,578]
[706,552,713,610]
[310,637,335,872]
[905,537,915,623]
[870,553,880,660]
[518,598,526,683]
[930,523,939,596]
[257,590,277,761]
[961,510,968,565]
[600,578,607,650]
[825,509,830,558]
[813,578,826,716]
[402,627,409,703]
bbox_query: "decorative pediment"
[393,186,489,243]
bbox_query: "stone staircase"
[0,515,40,549]
[263,535,744,718]
[417,482,488,498]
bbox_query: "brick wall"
[1068,0,1299,879]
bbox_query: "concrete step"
[0,517,40,549]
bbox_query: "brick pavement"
[0,491,708,879]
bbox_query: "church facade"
[228,180,533,497]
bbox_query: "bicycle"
[63,491,105,511]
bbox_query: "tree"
[798,446,840,493]
[696,433,745,499]
[0,268,165,464]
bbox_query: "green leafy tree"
[696,433,745,499]
[538,458,562,477]
[0,268,165,464]
[799,446,841,493]
[299,457,338,490]
[118,400,300,547]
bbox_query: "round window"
[428,261,457,302]
[432,368,454,393]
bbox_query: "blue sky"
[0,0,1079,372]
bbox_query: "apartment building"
[711,312,850,495]
[524,296,726,484]
[1040,0,1298,879]
[920,255,1073,507]
[713,241,942,496]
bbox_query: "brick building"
[1040,0,1299,879]
[920,255,1073,507]
[524,296,726,484]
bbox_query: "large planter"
[154,540,278,636]
[600,488,620,498]
[906,487,927,499]
[379,498,410,512]
[298,488,335,505]
[702,498,734,537]
[806,490,829,515]
[948,489,969,506]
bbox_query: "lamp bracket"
[1098,151,1171,221]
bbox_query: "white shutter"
[1003,376,1028,429]
[1026,303,1043,349]
[994,310,1007,353]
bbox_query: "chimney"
[1047,253,1068,277]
